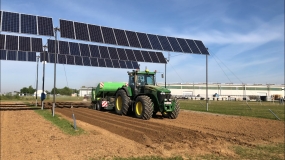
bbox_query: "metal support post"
[41,46,47,110]
[206,54,209,111]
[52,27,60,117]
[36,55,39,107]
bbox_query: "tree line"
[19,86,79,96]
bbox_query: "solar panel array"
[40,51,139,69]
[1,11,54,36]
[0,49,36,61]
[0,34,43,52]
[59,19,209,55]
[48,39,167,63]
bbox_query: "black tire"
[96,101,102,111]
[92,102,96,110]
[134,95,153,120]
[168,99,180,119]
[115,90,130,115]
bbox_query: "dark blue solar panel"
[21,14,37,35]
[79,43,90,57]
[66,55,74,65]
[157,35,172,51]
[69,42,80,56]
[112,59,120,68]
[83,57,91,66]
[156,52,167,63]
[48,39,56,53]
[113,29,129,46]
[133,50,144,62]
[74,22,89,41]
[148,51,160,63]
[0,50,6,60]
[125,31,141,48]
[185,39,200,54]
[98,46,110,59]
[140,51,152,62]
[27,52,36,62]
[101,27,117,45]
[194,40,209,55]
[89,45,100,58]
[31,37,43,52]
[38,16,54,36]
[18,51,27,61]
[176,38,192,53]
[108,47,119,59]
[88,24,104,43]
[19,36,31,51]
[40,51,48,62]
[49,53,55,63]
[119,60,127,68]
[6,35,18,50]
[2,12,19,33]
[116,48,127,60]
[75,56,83,65]
[58,41,69,54]
[98,58,106,67]
[60,19,74,39]
[131,61,139,69]
[105,59,113,68]
[167,37,182,52]
[0,35,5,49]
[136,32,152,49]
[90,57,98,66]
[125,61,133,69]
[147,34,162,50]
[7,50,17,60]
[58,54,66,64]
[125,49,136,61]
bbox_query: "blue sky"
[0,0,284,93]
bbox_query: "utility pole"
[35,55,40,107]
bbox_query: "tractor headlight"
[160,92,165,95]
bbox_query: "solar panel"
[21,14,37,35]
[60,19,75,39]
[19,36,31,51]
[119,60,127,68]
[112,59,120,68]
[116,48,128,60]
[105,59,113,68]
[58,54,66,64]
[27,52,36,61]
[136,32,152,49]
[88,24,104,43]
[37,16,54,36]
[125,61,133,69]
[156,52,167,63]
[7,50,17,60]
[0,35,5,49]
[89,44,100,58]
[176,38,192,53]
[48,39,56,53]
[0,11,2,30]
[133,50,144,62]
[167,37,182,52]
[148,51,160,63]
[157,35,172,51]
[140,51,152,62]
[49,53,55,63]
[113,28,129,46]
[79,43,90,57]
[82,57,91,66]
[74,22,89,41]
[101,26,117,45]
[17,51,27,61]
[131,61,139,69]
[98,58,106,67]
[185,39,200,54]
[0,50,6,60]
[125,49,136,61]
[30,37,42,52]
[108,47,119,59]
[75,56,83,65]
[2,11,19,33]
[6,35,18,50]
[90,57,98,66]
[147,34,163,50]
[66,55,75,65]
[69,42,80,56]
[59,40,69,54]
[98,46,110,59]
[40,51,49,62]
[194,40,209,55]
[125,31,141,48]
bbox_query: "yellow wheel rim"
[135,102,143,116]
[116,96,122,111]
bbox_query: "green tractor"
[91,69,180,120]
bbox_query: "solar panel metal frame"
[58,54,66,64]
[131,61,139,69]
[148,51,160,63]
[20,14,37,35]
[59,19,75,39]
[119,60,127,68]
[82,56,91,66]
[27,52,36,62]
[74,55,83,65]
[125,61,133,69]
[98,58,106,67]
[0,34,5,49]
[19,36,31,52]
[111,59,120,68]
[2,11,19,33]
[37,16,54,36]
[90,57,99,66]
[5,34,18,51]
[7,50,17,60]
[140,51,152,62]
[79,43,90,57]
[66,55,75,65]
[74,21,90,41]
[101,26,117,45]
[31,37,43,52]
[17,51,27,61]
[0,49,7,60]
[105,59,113,68]
[58,40,70,54]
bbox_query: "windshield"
[137,74,155,86]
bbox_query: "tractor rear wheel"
[96,101,102,111]
[134,96,153,120]
[115,90,130,115]
[168,99,180,119]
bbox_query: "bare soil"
[1,105,284,160]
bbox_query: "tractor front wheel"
[168,99,180,119]
[135,96,153,120]
[115,90,130,115]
